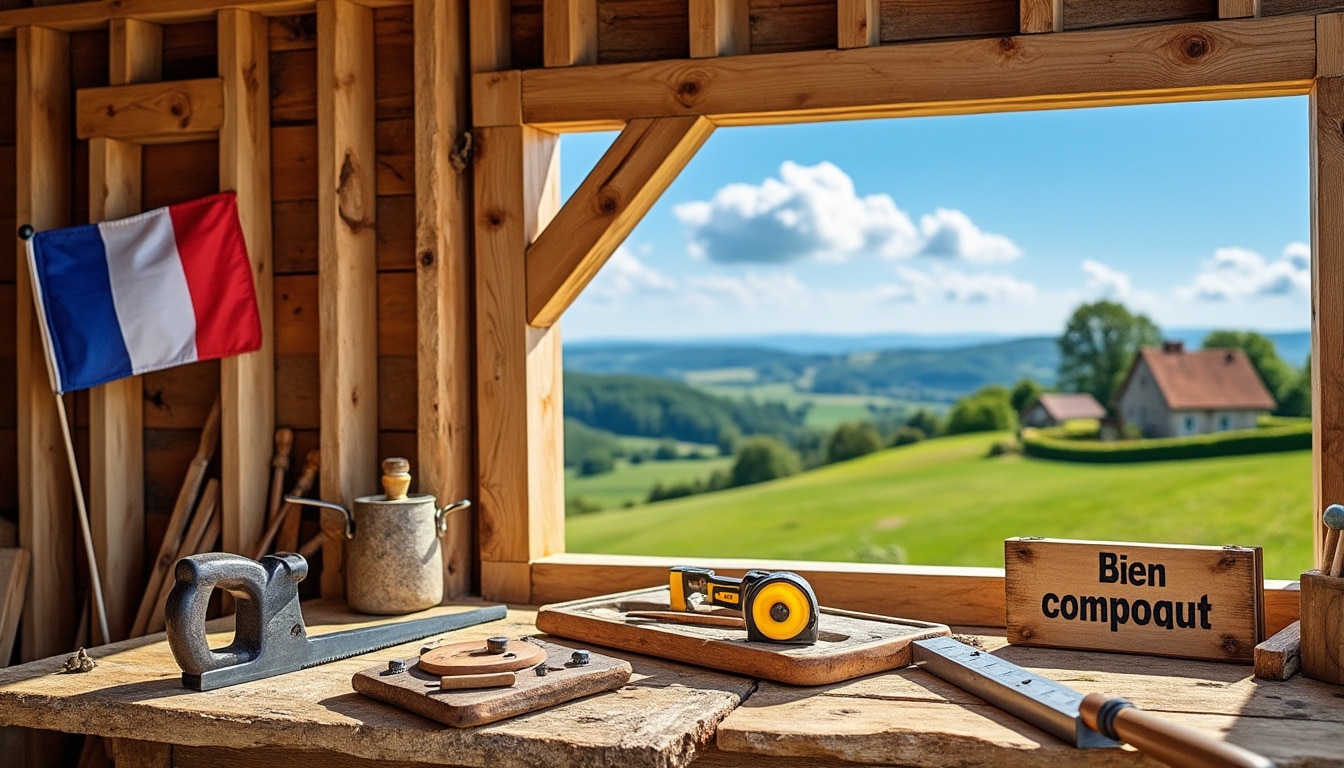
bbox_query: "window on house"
[1184,416,1197,434]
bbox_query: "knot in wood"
[1221,635,1241,656]
[598,195,619,215]
[1178,34,1210,62]
[676,77,704,107]
[420,251,435,267]
[485,209,505,227]
[997,37,1018,56]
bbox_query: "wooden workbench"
[0,603,1340,767]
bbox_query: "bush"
[578,454,615,476]
[731,436,802,487]
[904,409,941,438]
[945,386,1016,435]
[826,422,883,464]
[565,496,602,516]
[892,426,926,447]
[653,440,680,461]
[986,439,1020,458]
[1020,423,1310,463]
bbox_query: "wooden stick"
[0,549,30,667]
[297,532,325,560]
[276,449,319,554]
[130,397,220,638]
[52,392,110,646]
[147,480,220,634]
[1323,527,1340,574]
[1330,540,1344,579]
[1253,620,1301,680]
[267,428,293,528]
[251,449,319,558]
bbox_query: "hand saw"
[164,552,506,691]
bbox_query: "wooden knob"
[273,428,293,469]
[381,457,411,500]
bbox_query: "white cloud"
[1081,259,1132,299]
[1177,243,1310,301]
[586,246,678,302]
[673,161,1017,265]
[683,270,809,308]
[877,266,1036,305]
[918,209,1021,264]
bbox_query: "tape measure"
[669,566,819,644]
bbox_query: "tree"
[730,436,802,487]
[1277,355,1312,418]
[826,422,883,464]
[1200,330,1295,412]
[1010,378,1045,415]
[944,385,1016,435]
[1057,300,1161,409]
[904,409,941,438]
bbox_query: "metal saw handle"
[1080,693,1276,768]
[164,552,308,677]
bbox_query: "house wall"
[1116,359,1173,437]
[1021,402,1053,428]
[1165,409,1261,436]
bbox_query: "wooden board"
[1005,538,1263,662]
[1254,620,1300,680]
[352,638,631,727]
[536,586,950,685]
[0,548,27,666]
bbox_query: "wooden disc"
[418,640,547,676]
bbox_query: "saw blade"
[303,605,508,668]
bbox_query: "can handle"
[436,499,472,536]
[285,496,355,539]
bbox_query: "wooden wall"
[0,38,13,547]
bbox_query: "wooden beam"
[1020,0,1062,34]
[76,78,224,144]
[690,0,750,58]
[16,24,74,663]
[218,9,274,561]
[88,17,159,643]
[1319,13,1344,77]
[514,16,1316,131]
[1218,0,1259,18]
[542,0,596,67]
[526,116,713,327]
[468,0,510,73]
[1314,77,1344,569]
[471,69,521,128]
[0,0,409,38]
[474,125,563,604]
[318,0,377,600]
[414,0,474,598]
[838,0,881,49]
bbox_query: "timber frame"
[0,0,1334,653]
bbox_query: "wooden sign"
[1005,538,1263,662]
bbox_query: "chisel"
[911,636,1276,768]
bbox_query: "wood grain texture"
[1314,78,1344,566]
[1218,0,1260,17]
[76,78,224,142]
[748,0,835,53]
[1300,570,1344,684]
[110,740,171,768]
[218,9,274,564]
[1254,619,1300,679]
[1020,0,1062,32]
[543,0,596,66]
[880,0,1017,43]
[16,24,74,663]
[0,604,755,768]
[519,16,1316,130]
[526,115,713,327]
[415,0,474,598]
[471,69,521,128]
[0,548,28,666]
[690,0,750,57]
[1319,12,1344,77]
[1063,0,1216,31]
[469,0,511,72]
[838,0,880,47]
[597,0,688,63]
[1261,0,1344,15]
[0,0,323,37]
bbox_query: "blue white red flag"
[24,191,261,393]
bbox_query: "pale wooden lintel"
[543,0,596,67]
[690,0,749,58]
[75,78,225,143]
[838,0,881,49]
[525,116,714,327]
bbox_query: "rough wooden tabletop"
[0,601,755,768]
[715,631,1344,768]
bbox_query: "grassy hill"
[567,454,735,510]
[566,433,1312,579]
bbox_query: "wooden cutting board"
[352,638,632,727]
[536,586,950,685]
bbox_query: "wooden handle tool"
[1080,692,1276,768]
[252,449,321,558]
[1323,505,1344,578]
[267,428,294,527]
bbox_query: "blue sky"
[558,96,1310,341]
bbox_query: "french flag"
[25,192,262,393]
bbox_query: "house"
[1020,393,1107,427]
[1113,342,1276,438]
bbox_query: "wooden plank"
[110,740,170,768]
[514,16,1316,131]
[0,548,28,666]
[141,362,219,430]
[543,0,596,66]
[1252,0,1339,14]
[318,0,378,600]
[1063,0,1216,31]
[471,69,521,128]
[749,0,835,53]
[882,0,1018,43]
[142,141,219,208]
[161,20,217,81]
[375,117,413,196]
[689,0,750,57]
[511,0,544,70]
[1219,0,1259,17]
[0,0,323,37]
[1316,78,1344,570]
[1254,619,1300,679]
[469,0,510,72]
[86,18,158,643]
[839,0,880,48]
[526,115,712,327]
[270,13,317,51]
[218,9,274,560]
[271,124,318,202]
[1320,12,1344,76]
[1021,0,1062,32]
[75,78,225,143]
[16,24,74,663]
[597,0,688,64]
[415,0,474,598]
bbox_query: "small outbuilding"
[1113,342,1276,438]
[1020,392,1107,427]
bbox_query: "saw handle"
[164,552,308,676]
[1079,693,1276,768]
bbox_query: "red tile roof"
[1133,347,1276,411]
[1035,393,1107,421]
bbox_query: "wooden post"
[15,23,73,662]
[838,0,880,49]
[543,0,596,67]
[469,0,510,73]
[415,0,475,597]
[88,17,159,643]
[318,0,377,600]
[1314,62,1344,569]
[1020,0,1062,34]
[690,0,750,58]
[218,9,274,563]
[1217,0,1259,19]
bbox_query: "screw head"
[486,636,510,654]
[571,650,590,666]
[387,659,407,674]
[535,665,548,677]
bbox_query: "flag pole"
[18,224,111,646]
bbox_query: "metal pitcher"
[287,457,470,615]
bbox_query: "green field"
[567,455,735,510]
[567,432,1313,578]
[695,381,943,430]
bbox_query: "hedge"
[1021,423,1311,463]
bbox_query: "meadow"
[566,432,1313,579]
[567,454,734,509]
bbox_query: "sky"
[557,96,1311,342]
